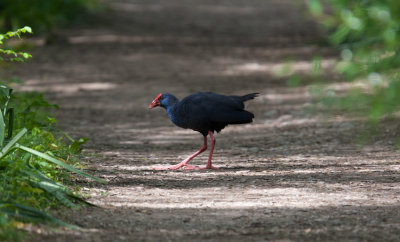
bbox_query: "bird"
[149,92,258,170]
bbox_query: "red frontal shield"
[149,93,163,109]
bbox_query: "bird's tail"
[241,93,259,102]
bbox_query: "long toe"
[153,164,183,170]
[183,165,202,170]
[152,166,171,170]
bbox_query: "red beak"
[149,93,162,109]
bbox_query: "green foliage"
[0,26,32,62]
[8,92,59,130]
[0,0,98,33]
[0,27,105,238]
[0,219,24,242]
[286,75,302,88]
[308,0,400,123]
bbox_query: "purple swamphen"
[149,92,258,170]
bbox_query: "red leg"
[153,136,207,170]
[201,131,219,170]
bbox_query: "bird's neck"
[164,95,179,115]
[166,101,178,116]
[164,96,183,126]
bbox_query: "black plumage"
[149,92,258,170]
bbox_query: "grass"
[0,27,105,240]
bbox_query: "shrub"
[0,0,98,33]
[308,0,400,123]
[0,27,104,239]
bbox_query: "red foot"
[153,131,218,171]
[183,165,219,170]
[153,164,184,170]
[153,164,219,170]
[183,165,201,170]
[200,165,219,170]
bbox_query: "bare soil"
[13,0,400,241]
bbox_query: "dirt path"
[15,0,400,241]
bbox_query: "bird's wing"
[181,92,253,124]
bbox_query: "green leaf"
[70,137,89,154]
[15,144,106,184]
[23,168,96,207]
[22,26,33,34]
[0,85,12,104]
[33,181,78,208]
[312,56,322,76]
[0,128,27,159]
[0,201,78,229]
[308,0,323,15]
[0,112,4,147]
[330,25,350,44]
[22,53,31,59]
[64,133,75,142]
[11,57,24,62]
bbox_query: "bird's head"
[149,93,178,109]
[149,93,163,109]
